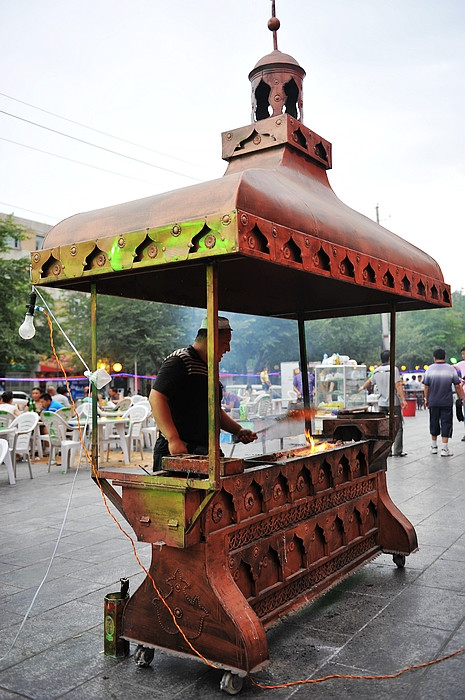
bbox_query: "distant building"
[1,212,53,260]
[1,212,65,393]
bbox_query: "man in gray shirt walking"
[424,348,464,457]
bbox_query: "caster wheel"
[220,671,243,695]
[393,553,406,568]
[134,644,154,667]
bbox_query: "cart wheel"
[134,644,154,667]
[219,671,243,695]
[393,553,406,568]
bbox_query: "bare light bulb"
[19,291,37,340]
[19,313,36,340]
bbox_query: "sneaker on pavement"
[431,445,438,454]
[440,448,452,457]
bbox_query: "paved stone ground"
[1,409,465,699]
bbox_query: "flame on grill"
[297,409,329,454]
[260,405,333,458]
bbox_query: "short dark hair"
[56,386,67,395]
[195,327,231,341]
[461,347,465,353]
[433,348,446,360]
[380,350,390,363]
[1,391,13,403]
[40,393,52,402]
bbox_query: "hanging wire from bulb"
[18,286,112,388]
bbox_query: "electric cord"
[33,286,90,373]
[0,310,91,662]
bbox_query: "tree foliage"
[60,292,196,376]
[55,290,465,379]
[0,215,52,375]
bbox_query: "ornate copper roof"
[31,8,450,320]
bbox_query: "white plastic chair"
[76,402,102,418]
[118,397,132,411]
[55,405,74,422]
[105,404,149,462]
[246,392,272,419]
[0,438,15,485]
[40,411,81,472]
[0,409,15,429]
[142,414,158,448]
[7,412,39,479]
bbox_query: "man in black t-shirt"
[149,316,257,470]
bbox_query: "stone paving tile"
[292,660,418,700]
[413,557,465,593]
[0,629,105,699]
[407,619,465,700]
[1,574,104,618]
[64,550,151,587]
[1,599,101,655]
[376,584,465,631]
[333,619,450,676]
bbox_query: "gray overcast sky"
[1,0,464,291]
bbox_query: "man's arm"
[149,389,187,455]
[358,377,372,393]
[423,384,429,407]
[395,379,408,409]
[220,409,257,444]
[455,379,465,402]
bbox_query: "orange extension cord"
[45,309,465,690]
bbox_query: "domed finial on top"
[249,2,305,123]
[268,1,280,51]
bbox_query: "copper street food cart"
[31,7,451,695]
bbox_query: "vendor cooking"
[149,316,257,471]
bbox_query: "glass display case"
[314,364,367,413]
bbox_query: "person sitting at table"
[53,385,70,407]
[29,386,43,413]
[107,386,124,408]
[82,385,104,407]
[222,390,241,413]
[0,391,22,417]
[39,392,63,413]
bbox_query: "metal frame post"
[91,284,98,469]
[389,305,397,442]
[297,315,312,437]
[206,264,220,489]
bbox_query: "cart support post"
[297,314,312,437]
[91,284,98,468]
[206,264,220,490]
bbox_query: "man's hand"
[168,437,188,455]
[235,428,258,444]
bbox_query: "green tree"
[0,215,51,376]
[397,300,465,368]
[60,292,194,376]
[55,288,465,382]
